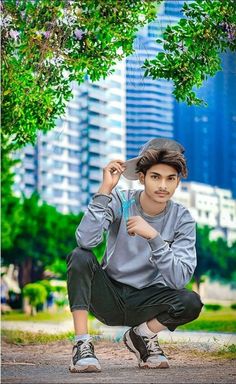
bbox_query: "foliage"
[194,226,236,290]
[2,193,79,285]
[22,282,47,310]
[209,237,236,282]
[1,192,107,285]
[1,0,158,150]
[204,304,222,311]
[194,225,216,288]
[143,0,236,105]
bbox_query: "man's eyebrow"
[150,172,178,177]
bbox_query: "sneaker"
[123,328,169,369]
[69,337,101,373]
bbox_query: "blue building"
[125,0,185,159]
[174,52,236,197]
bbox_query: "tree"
[2,193,79,287]
[143,0,236,105]
[209,237,236,282]
[22,282,47,315]
[1,0,158,150]
[194,225,236,291]
[1,193,107,286]
[2,1,236,201]
[194,225,215,291]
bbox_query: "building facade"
[125,0,185,159]
[14,62,126,213]
[173,182,236,245]
[174,52,236,197]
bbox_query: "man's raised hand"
[98,160,126,194]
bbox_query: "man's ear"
[138,172,145,185]
[176,177,181,188]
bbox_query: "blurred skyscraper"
[174,52,236,197]
[14,62,126,213]
[126,0,185,159]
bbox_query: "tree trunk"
[18,258,33,288]
[194,275,201,293]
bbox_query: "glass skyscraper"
[174,52,236,197]
[126,1,185,159]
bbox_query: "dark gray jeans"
[66,247,203,331]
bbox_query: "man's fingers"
[106,162,126,174]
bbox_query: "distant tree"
[22,282,47,315]
[194,225,236,291]
[194,225,217,291]
[1,193,79,287]
[209,237,236,282]
[1,193,107,286]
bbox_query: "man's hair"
[135,149,188,178]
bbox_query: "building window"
[53,189,63,197]
[53,146,64,155]
[68,191,79,199]
[68,177,79,186]
[68,164,79,172]
[53,175,64,183]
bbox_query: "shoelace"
[144,335,164,356]
[78,338,94,358]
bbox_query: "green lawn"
[2,307,236,333]
[178,307,236,333]
[1,310,72,322]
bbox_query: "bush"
[204,304,222,311]
[22,283,47,315]
[230,303,236,310]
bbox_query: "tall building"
[174,52,236,197]
[14,62,126,213]
[125,0,185,159]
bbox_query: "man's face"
[139,163,180,203]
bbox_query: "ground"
[1,339,236,384]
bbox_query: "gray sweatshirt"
[75,188,197,290]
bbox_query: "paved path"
[2,319,236,348]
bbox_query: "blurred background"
[1,1,235,334]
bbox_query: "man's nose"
[159,180,167,190]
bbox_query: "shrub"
[230,303,236,310]
[204,304,222,311]
[22,283,47,315]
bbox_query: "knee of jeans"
[181,291,204,320]
[67,247,96,272]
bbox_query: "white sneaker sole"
[69,362,101,373]
[123,330,170,369]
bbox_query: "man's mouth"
[154,192,168,196]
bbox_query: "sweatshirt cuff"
[147,234,167,252]
[92,194,112,207]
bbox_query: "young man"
[66,138,203,373]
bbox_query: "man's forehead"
[148,163,178,175]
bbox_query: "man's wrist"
[97,185,112,195]
[147,230,159,240]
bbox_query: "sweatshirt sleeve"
[75,189,121,249]
[147,210,196,290]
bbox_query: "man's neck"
[140,191,167,216]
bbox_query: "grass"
[178,307,236,333]
[1,329,73,345]
[1,310,72,322]
[2,329,235,359]
[2,307,236,333]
